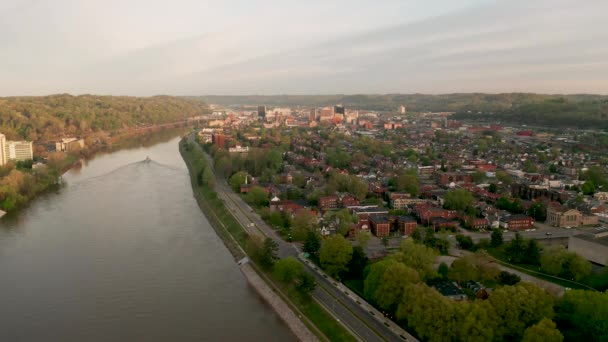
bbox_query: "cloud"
[0,0,606,95]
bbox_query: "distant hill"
[0,94,210,141]
[196,93,608,129]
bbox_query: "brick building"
[546,205,599,228]
[499,214,534,231]
[369,216,391,238]
[398,216,418,235]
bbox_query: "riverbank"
[0,125,193,215]
[179,137,320,342]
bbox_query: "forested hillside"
[452,97,608,129]
[0,94,210,141]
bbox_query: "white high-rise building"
[0,133,33,165]
[6,141,33,162]
[0,133,6,166]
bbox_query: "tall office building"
[334,105,345,115]
[0,133,6,166]
[257,105,267,118]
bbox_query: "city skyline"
[1,0,607,96]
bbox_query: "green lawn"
[485,247,598,291]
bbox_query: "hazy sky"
[1,0,607,96]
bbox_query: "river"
[0,135,295,341]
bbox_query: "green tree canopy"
[488,282,555,341]
[274,256,304,283]
[541,246,592,281]
[522,318,564,342]
[364,259,420,312]
[244,186,269,207]
[392,239,437,280]
[555,290,608,341]
[319,235,353,279]
[291,210,318,242]
[444,189,475,212]
[303,231,321,256]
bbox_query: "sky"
[1,0,607,96]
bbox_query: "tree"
[292,210,318,241]
[326,208,355,236]
[355,230,372,249]
[274,257,304,283]
[449,257,480,284]
[303,231,321,256]
[522,318,564,342]
[444,189,474,212]
[581,181,596,195]
[371,261,420,312]
[438,262,449,280]
[274,257,316,297]
[244,186,269,207]
[228,171,247,192]
[506,233,527,263]
[202,167,215,187]
[472,171,486,184]
[396,283,457,342]
[294,273,316,296]
[396,170,420,196]
[258,238,279,270]
[488,183,498,193]
[319,235,353,279]
[456,302,498,342]
[541,246,592,281]
[346,246,368,279]
[488,282,555,341]
[555,290,608,341]
[581,166,608,189]
[496,171,513,185]
[392,239,437,280]
[523,239,541,265]
[528,202,546,221]
[349,176,369,201]
[523,159,538,173]
[455,234,475,251]
[491,229,503,247]
[411,228,422,242]
[498,271,521,285]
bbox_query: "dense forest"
[196,93,608,129]
[0,94,210,141]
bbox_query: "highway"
[187,135,416,342]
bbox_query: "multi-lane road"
[188,135,416,342]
